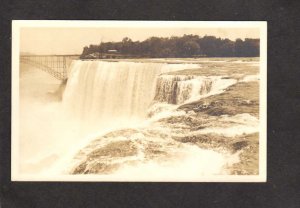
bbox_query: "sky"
[20,27,260,55]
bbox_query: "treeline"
[80,35,260,58]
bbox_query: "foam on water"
[192,113,259,137]
[103,145,240,180]
[240,74,260,82]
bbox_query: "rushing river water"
[17,58,260,180]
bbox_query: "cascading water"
[63,61,236,122]
[62,61,200,124]
[153,75,236,105]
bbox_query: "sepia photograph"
[11,21,267,182]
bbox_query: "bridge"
[20,55,80,80]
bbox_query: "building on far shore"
[107,49,118,53]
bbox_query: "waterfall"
[154,75,213,104]
[154,75,237,105]
[62,60,200,124]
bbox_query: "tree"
[121,37,133,54]
[235,38,244,57]
[80,46,90,59]
[183,41,200,57]
[80,35,260,58]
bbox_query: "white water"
[240,74,260,82]
[192,113,259,137]
[18,59,257,179]
[63,61,200,127]
[89,145,240,181]
[154,75,236,105]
